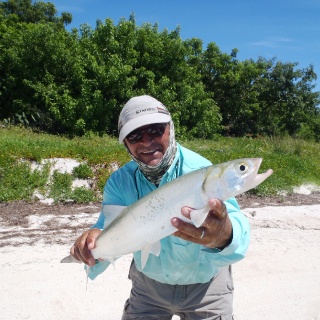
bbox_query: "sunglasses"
[126,123,168,144]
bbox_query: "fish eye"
[236,162,249,174]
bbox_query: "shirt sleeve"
[88,172,129,279]
[91,170,128,229]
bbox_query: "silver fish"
[62,158,272,268]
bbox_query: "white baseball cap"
[118,95,171,143]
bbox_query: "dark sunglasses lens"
[127,132,140,143]
[127,123,167,144]
[150,124,166,136]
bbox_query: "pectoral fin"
[190,206,210,228]
[141,246,151,269]
[150,241,161,256]
[140,241,161,269]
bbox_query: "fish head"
[204,158,273,200]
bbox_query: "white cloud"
[251,37,294,48]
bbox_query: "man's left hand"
[171,199,233,249]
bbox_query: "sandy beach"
[1,202,320,320]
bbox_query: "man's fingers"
[70,229,101,266]
[70,245,81,262]
[181,200,227,223]
[72,240,89,264]
[171,218,203,240]
[86,229,101,250]
[208,199,228,219]
[180,206,193,219]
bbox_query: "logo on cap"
[157,107,169,115]
[135,107,156,114]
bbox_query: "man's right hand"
[70,228,102,266]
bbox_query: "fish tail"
[60,254,81,263]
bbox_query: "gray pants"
[121,261,234,320]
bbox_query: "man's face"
[124,123,170,166]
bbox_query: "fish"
[61,158,272,268]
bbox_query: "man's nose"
[140,131,154,144]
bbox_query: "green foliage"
[1,126,319,203]
[0,2,319,203]
[0,126,129,202]
[0,159,49,201]
[71,186,96,203]
[48,170,97,203]
[0,0,71,25]
[0,1,319,140]
[72,163,94,179]
[49,170,73,201]
[199,50,320,138]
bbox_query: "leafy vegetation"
[0,126,130,202]
[0,1,319,203]
[72,163,94,179]
[0,0,319,141]
[0,126,319,203]
[48,170,96,203]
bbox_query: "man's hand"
[70,228,102,266]
[171,199,233,249]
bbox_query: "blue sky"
[53,0,319,91]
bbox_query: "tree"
[200,44,320,138]
[0,0,72,25]
[0,20,81,132]
[0,10,319,140]
[257,61,320,137]
[200,43,263,136]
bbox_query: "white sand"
[1,205,320,320]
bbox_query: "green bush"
[72,163,94,179]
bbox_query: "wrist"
[214,228,233,251]
[209,216,233,250]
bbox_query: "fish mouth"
[252,158,273,188]
[254,168,273,186]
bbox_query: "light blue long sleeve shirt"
[89,144,250,284]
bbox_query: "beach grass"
[0,125,319,202]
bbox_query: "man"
[71,95,250,319]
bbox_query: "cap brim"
[119,114,171,143]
